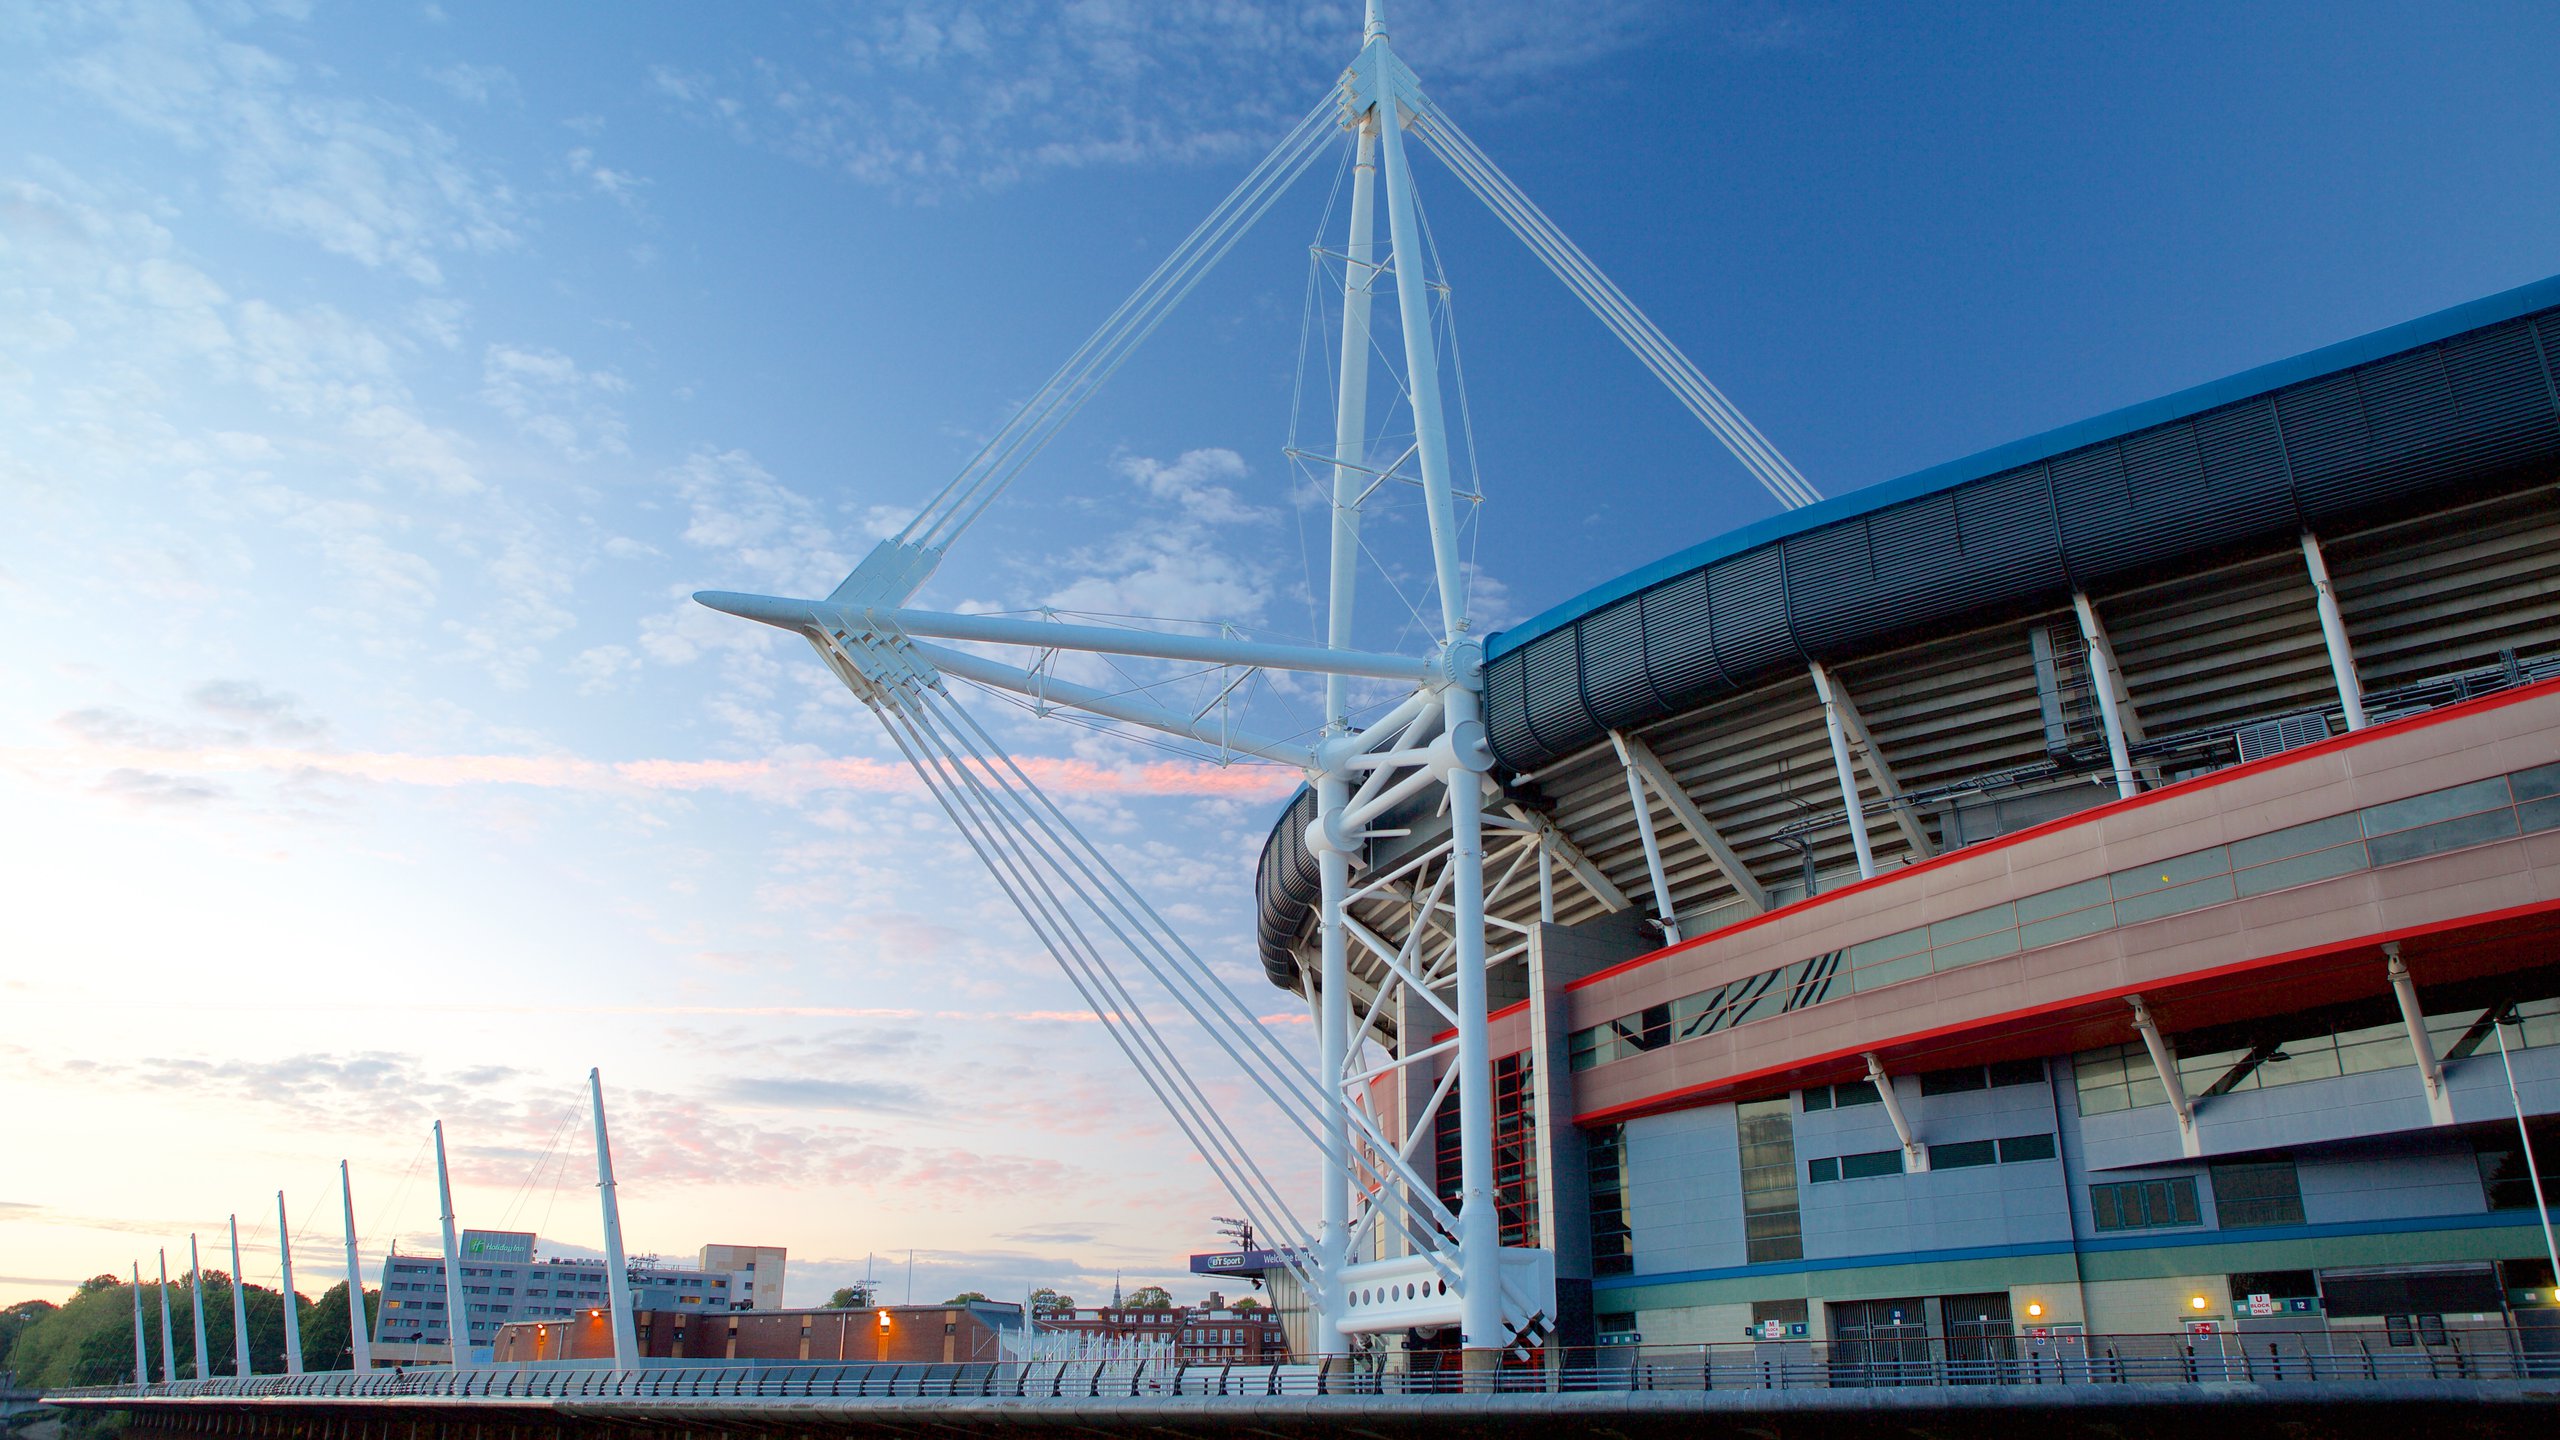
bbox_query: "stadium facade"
[1255,276,2560,1361]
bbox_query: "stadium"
[1253,274,2560,1363]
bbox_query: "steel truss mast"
[700,1,1815,1355]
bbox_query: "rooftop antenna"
[186,1234,208,1381]
[275,1193,303,1374]
[155,1249,176,1385]
[432,1121,475,1370]
[226,1216,252,1376]
[590,1069,641,1369]
[339,1162,374,1371]
[129,1263,148,1395]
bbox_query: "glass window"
[1987,1058,2045,1088]
[1852,950,1933,992]
[1930,903,2017,947]
[2360,777,2512,838]
[1933,929,2022,970]
[2020,902,2118,950]
[2112,872,2238,924]
[2074,1042,2168,1114]
[2513,761,2560,804]
[1998,1132,2057,1163]
[2110,847,2229,901]
[2210,1161,2305,1229]
[1737,1099,1803,1264]
[1837,1149,1903,1180]
[1800,1085,1832,1113]
[2234,840,2367,896]
[2366,806,2519,866]
[2017,876,2112,924]
[2090,1176,2201,1231]
[1846,926,1929,970]
[2230,814,2363,868]
[1807,1155,1840,1183]
[1833,1079,1881,1107]
[1919,1066,1988,1096]
[1930,1139,1997,1169]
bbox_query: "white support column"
[590,1069,642,1369]
[130,1263,149,1393]
[1536,842,1554,924]
[1505,804,1629,914]
[1863,1054,1928,1172]
[1324,117,1380,731]
[156,1250,177,1384]
[339,1162,373,1372]
[1810,662,1876,880]
[226,1216,252,1377]
[275,1192,302,1374]
[2385,943,2454,1126]
[1817,662,1933,860]
[2127,995,2200,1157]
[187,1234,208,1381]
[2073,591,2141,800]
[1615,747,1681,944]
[1613,729,1771,916]
[433,1121,475,1370]
[1311,773,1356,1352]
[1441,684,1502,1353]
[2302,531,2369,731]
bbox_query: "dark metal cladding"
[1253,289,2560,989]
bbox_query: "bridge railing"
[46,1329,2560,1402]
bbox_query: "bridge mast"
[340,1162,374,1371]
[591,1069,642,1369]
[433,1122,475,1370]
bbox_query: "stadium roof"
[1491,271,2560,664]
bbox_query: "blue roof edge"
[1486,272,2560,662]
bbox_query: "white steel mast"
[276,1192,303,1374]
[339,1162,374,1372]
[187,1234,208,1381]
[697,0,1811,1363]
[432,1122,475,1370]
[129,1263,149,1394]
[591,1068,641,1369]
[155,1250,177,1385]
[226,1216,252,1376]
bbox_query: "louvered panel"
[2331,485,2560,689]
[2100,551,2335,735]
[1577,596,1658,731]
[2049,442,2134,582]
[1707,545,1795,681]
[2276,371,2375,525]
[1481,647,1538,768]
[1779,517,1879,656]
[1949,464,2071,599]
[2190,398,2302,535]
[1638,569,1724,705]
[2349,348,2463,506]
[2438,321,2559,465]
[1517,627,1591,765]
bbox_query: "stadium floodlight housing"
[698,0,1815,1357]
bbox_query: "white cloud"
[424,60,516,106]
[646,0,1682,197]
[43,0,520,282]
[480,343,630,460]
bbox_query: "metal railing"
[46,1329,2560,1403]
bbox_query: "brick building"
[1031,1295,1285,1363]
[493,1302,1022,1365]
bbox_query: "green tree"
[1228,1296,1261,1311]
[943,1291,989,1305]
[7,1279,145,1388]
[298,1282,377,1371]
[823,1286,875,1309]
[1027,1289,1072,1313]
[1123,1286,1172,1310]
[0,1299,60,1372]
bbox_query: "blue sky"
[4,0,2558,1311]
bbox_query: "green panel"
[1599,1253,2083,1316]
[2077,1227,2555,1282]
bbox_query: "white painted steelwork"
[590,1069,641,1370]
[156,1250,177,1385]
[697,0,1812,1358]
[275,1194,302,1375]
[339,1162,373,1373]
[226,1217,251,1378]
[129,1263,148,1395]
[2303,530,2370,730]
[187,1235,207,1383]
[432,1123,474,1370]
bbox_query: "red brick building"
[493,1302,1022,1365]
[1031,1296,1286,1363]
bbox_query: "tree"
[0,1299,60,1372]
[1228,1296,1261,1311]
[1028,1289,1072,1313]
[300,1281,379,1371]
[943,1291,989,1305]
[823,1285,875,1309]
[1123,1286,1173,1310]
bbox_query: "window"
[2090,1177,2201,1231]
[1800,1079,1880,1112]
[1588,1125,1632,1277]
[1920,1067,1988,1097]
[1928,1139,1996,1170]
[2211,1161,2305,1228]
[2073,1042,2168,1115]
[1998,1132,2057,1163]
[1988,1058,2046,1088]
[1737,1099,1803,1264]
[1808,1149,1904,1182]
